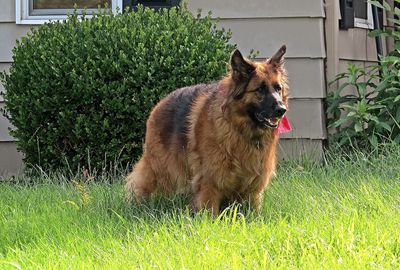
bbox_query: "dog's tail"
[125,158,156,202]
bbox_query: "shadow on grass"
[108,190,259,225]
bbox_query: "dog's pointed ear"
[230,49,255,79]
[268,45,286,67]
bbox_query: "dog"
[125,45,289,215]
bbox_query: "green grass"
[1,145,400,269]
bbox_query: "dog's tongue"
[275,115,292,135]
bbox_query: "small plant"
[327,0,400,148]
[65,174,93,210]
[327,64,386,147]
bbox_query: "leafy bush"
[327,64,387,148]
[327,1,400,148]
[0,6,235,172]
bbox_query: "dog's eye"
[274,84,282,92]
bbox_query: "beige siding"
[0,63,11,101]
[0,103,14,142]
[198,0,328,151]
[187,0,324,18]
[278,139,324,161]
[0,0,15,23]
[219,18,326,59]
[1,63,15,144]
[283,59,325,98]
[255,58,325,99]
[0,142,24,178]
[0,23,32,62]
[338,28,379,62]
[282,99,326,139]
[0,10,28,174]
[325,0,340,92]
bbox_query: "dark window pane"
[354,0,367,19]
[123,0,179,10]
[33,0,111,9]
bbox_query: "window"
[16,0,123,24]
[354,0,374,29]
[122,0,179,11]
[339,0,381,29]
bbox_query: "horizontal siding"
[0,63,11,102]
[0,0,15,23]
[282,99,327,139]
[165,10,324,144]
[0,23,32,62]
[338,60,378,73]
[218,18,326,59]
[256,58,325,98]
[187,0,324,19]
[283,58,325,98]
[0,142,24,177]
[0,103,14,142]
[278,139,324,161]
[338,28,378,62]
[0,18,327,61]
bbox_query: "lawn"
[0,146,399,269]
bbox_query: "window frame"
[16,0,123,24]
[354,2,374,29]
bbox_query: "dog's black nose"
[274,106,287,117]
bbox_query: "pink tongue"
[275,115,292,135]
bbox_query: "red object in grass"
[275,115,292,135]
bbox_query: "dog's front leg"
[248,191,264,213]
[192,178,223,216]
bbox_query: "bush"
[327,1,400,148]
[0,6,235,172]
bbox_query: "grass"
[0,145,400,269]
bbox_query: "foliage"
[327,0,400,148]
[327,64,388,148]
[0,6,236,172]
[1,144,400,268]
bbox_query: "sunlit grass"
[0,145,399,269]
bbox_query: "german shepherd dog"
[125,45,289,214]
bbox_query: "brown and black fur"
[125,45,289,215]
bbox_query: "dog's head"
[220,45,289,131]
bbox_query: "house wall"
[0,0,27,177]
[325,0,393,91]
[187,0,327,161]
[325,0,394,141]
[0,0,327,176]
[337,28,380,78]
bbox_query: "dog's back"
[125,84,216,199]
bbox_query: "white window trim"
[16,0,123,25]
[354,3,374,29]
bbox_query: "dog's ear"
[229,49,255,99]
[230,49,255,79]
[268,45,286,67]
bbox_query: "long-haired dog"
[126,45,289,214]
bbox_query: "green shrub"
[0,6,236,172]
[327,1,400,148]
[327,64,385,148]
